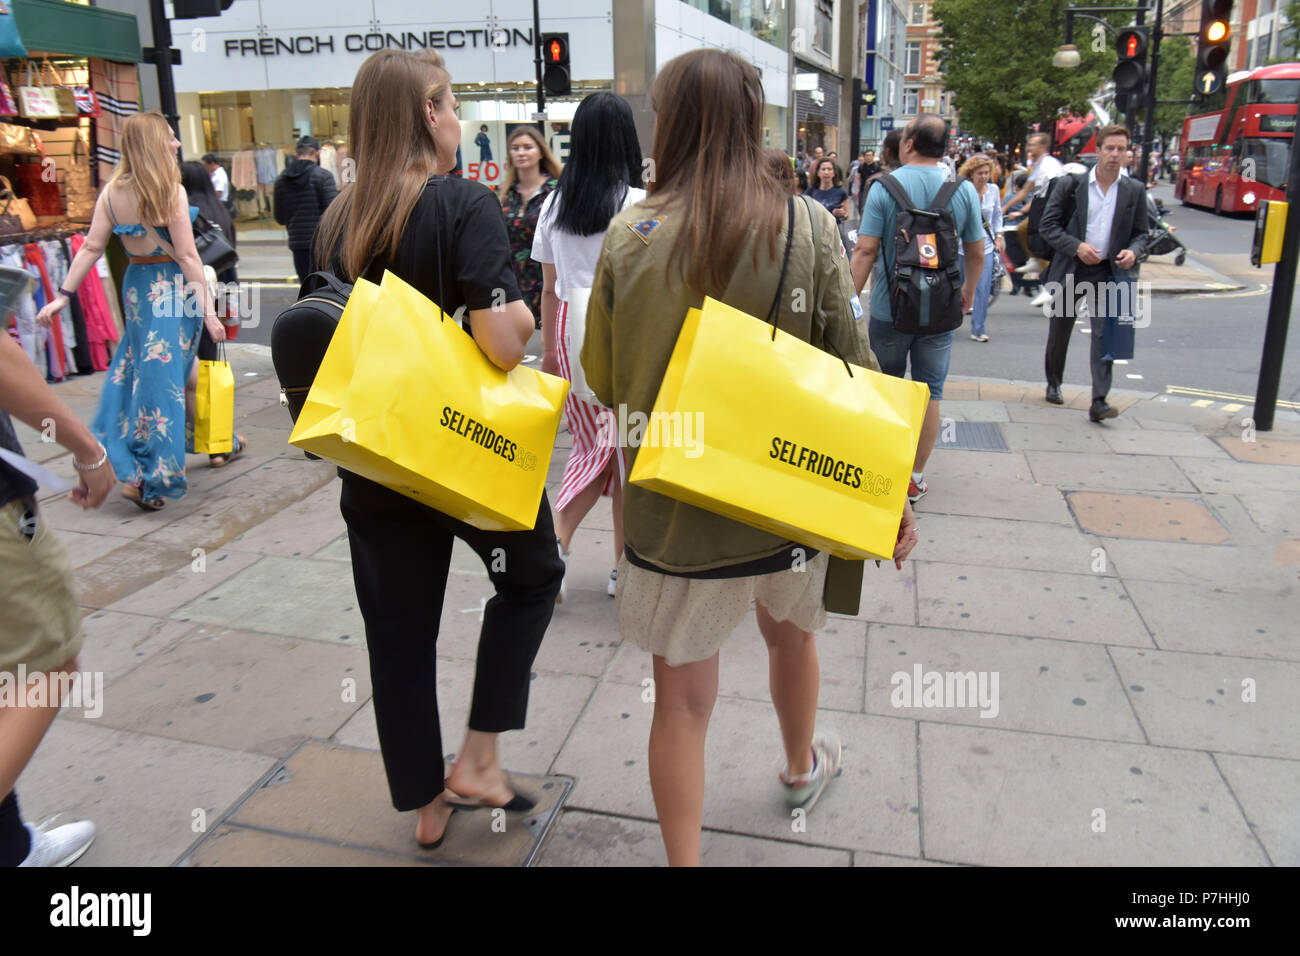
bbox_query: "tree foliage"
[1152,34,1194,141]
[932,0,1143,148]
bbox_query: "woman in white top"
[533,92,645,599]
[958,153,1004,342]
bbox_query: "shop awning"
[11,0,142,63]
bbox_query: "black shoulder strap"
[765,196,796,325]
[932,178,961,211]
[765,196,796,332]
[877,173,912,213]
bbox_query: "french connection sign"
[172,0,614,92]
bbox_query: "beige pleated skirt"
[615,551,829,666]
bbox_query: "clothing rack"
[0,223,87,246]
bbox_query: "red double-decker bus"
[1176,62,1298,215]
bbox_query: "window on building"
[906,41,921,75]
[1246,38,1254,68]
[904,87,919,114]
[814,0,834,55]
[911,2,926,24]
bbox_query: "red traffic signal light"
[1113,27,1148,96]
[540,32,571,97]
[1117,27,1147,61]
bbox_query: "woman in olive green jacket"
[582,49,920,866]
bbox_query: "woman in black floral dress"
[500,127,562,327]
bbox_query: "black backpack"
[1025,172,1080,259]
[877,174,964,335]
[271,269,357,431]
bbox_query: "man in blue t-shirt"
[850,114,985,506]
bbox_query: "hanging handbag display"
[0,77,18,117]
[0,120,40,155]
[10,163,64,218]
[0,175,36,230]
[17,61,62,119]
[63,133,96,222]
[71,84,101,118]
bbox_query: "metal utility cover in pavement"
[942,421,1011,452]
[182,740,572,867]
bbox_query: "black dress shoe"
[1045,385,1063,405]
[1089,402,1119,422]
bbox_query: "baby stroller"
[1139,191,1186,266]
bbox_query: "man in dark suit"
[1038,125,1148,421]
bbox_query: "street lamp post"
[1055,3,1163,174]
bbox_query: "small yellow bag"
[290,269,569,531]
[193,346,234,454]
[629,297,929,560]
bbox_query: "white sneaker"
[607,568,617,597]
[18,817,96,867]
[556,539,568,605]
[780,730,843,813]
[1029,288,1053,308]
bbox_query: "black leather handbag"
[192,214,238,273]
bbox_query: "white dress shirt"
[1086,165,1121,258]
[209,164,230,202]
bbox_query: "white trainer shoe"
[780,730,843,813]
[18,817,96,867]
[555,538,568,605]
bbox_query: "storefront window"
[687,0,789,49]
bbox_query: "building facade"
[113,0,790,190]
[902,0,951,124]
[856,0,908,153]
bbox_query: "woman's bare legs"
[555,456,621,554]
[647,651,719,866]
[756,601,818,779]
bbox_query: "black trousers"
[1044,261,1116,404]
[339,472,564,812]
[292,247,313,284]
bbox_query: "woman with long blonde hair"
[35,111,225,511]
[499,126,562,326]
[313,50,563,851]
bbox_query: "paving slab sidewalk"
[14,348,1299,866]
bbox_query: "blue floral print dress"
[92,204,202,502]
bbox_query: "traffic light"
[1113,26,1148,101]
[172,0,235,16]
[1195,0,1233,97]
[541,33,571,97]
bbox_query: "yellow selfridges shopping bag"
[629,297,929,560]
[192,345,234,454]
[289,269,569,531]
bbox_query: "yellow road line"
[1166,385,1300,411]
